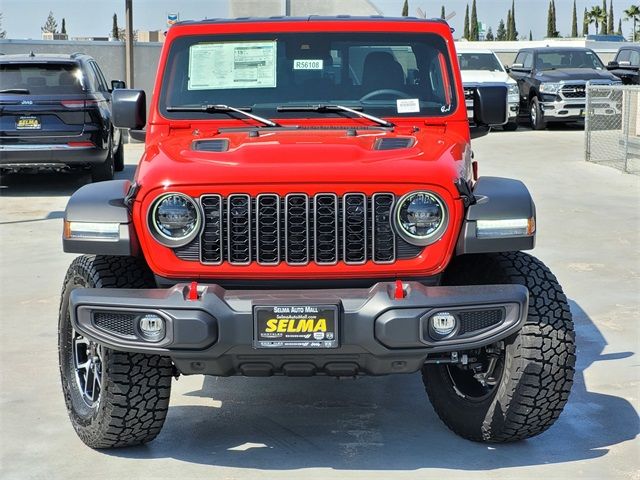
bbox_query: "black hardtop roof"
[0,52,90,63]
[173,15,447,27]
[617,45,640,52]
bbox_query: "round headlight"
[148,193,201,247]
[394,191,447,246]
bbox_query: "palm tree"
[623,5,640,41]
[588,5,607,34]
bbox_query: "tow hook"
[473,341,504,387]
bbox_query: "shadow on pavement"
[106,300,638,471]
[0,165,135,198]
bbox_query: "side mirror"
[111,79,126,90]
[469,84,508,139]
[607,61,619,70]
[112,89,146,130]
[504,65,511,73]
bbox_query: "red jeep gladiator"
[58,16,575,448]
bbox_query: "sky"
[0,0,638,40]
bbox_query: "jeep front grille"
[181,193,421,266]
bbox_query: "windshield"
[0,63,84,94]
[536,50,604,70]
[458,53,504,72]
[159,32,457,120]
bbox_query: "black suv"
[607,46,640,85]
[509,47,620,129]
[0,52,125,182]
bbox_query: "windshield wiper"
[0,88,30,94]
[277,104,394,128]
[166,104,280,127]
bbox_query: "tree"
[485,26,494,40]
[441,5,446,20]
[509,0,518,40]
[588,6,606,35]
[0,13,6,39]
[529,29,533,40]
[463,4,470,39]
[112,13,119,40]
[41,11,58,34]
[496,19,507,40]
[547,1,559,37]
[617,18,623,35]
[608,0,615,34]
[61,18,66,35]
[601,0,608,33]
[401,0,409,17]
[470,0,479,40]
[623,5,640,42]
[507,9,513,40]
[571,0,578,37]
[117,27,138,43]
[583,7,589,35]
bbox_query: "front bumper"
[540,98,619,121]
[466,101,519,122]
[70,281,528,376]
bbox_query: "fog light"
[139,314,165,341]
[431,312,457,336]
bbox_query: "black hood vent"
[192,139,229,152]
[374,137,415,150]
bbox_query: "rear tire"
[113,135,125,172]
[91,142,115,182]
[58,255,173,449]
[529,97,546,130]
[422,252,575,442]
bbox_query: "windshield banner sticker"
[293,59,324,70]
[188,41,277,90]
[396,98,420,113]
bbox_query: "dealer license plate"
[16,116,41,130]
[254,305,339,349]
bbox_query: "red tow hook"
[187,281,199,301]
[394,280,406,300]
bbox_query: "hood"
[461,70,515,85]
[136,125,471,193]
[535,68,618,82]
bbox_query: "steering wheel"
[359,89,412,102]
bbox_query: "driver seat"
[362,52,405,90]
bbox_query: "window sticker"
[396,98,420,113]
[293,59,324,70]
[188,41,277,90]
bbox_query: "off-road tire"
[529,97,546,130]
[422,252,575,442]
[58,255,173,449]
[113,135,125,172]
[90,142,115,182]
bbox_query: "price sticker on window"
[293,59,324,70]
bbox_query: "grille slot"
[561,85,586,99]
[285,194,310,265]
[314,194,339,264]
[93,312,136,337]
[227,194,251,265]
[458,309,504,334]
[372,193,395,263]
[343,193,367,264]
[187,192,424,266]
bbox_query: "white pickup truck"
[458,49,520,131]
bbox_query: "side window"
[89,62,108,92]
[514,52,526,66]
[616,50,631,64]
[630,51,640,67]
[523,53,533,69]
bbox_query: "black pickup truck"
[607,46,640,85]
[509,47,621,129]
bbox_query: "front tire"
[90,141,115,182]
[529,97,546,130]
[113,135,125,172]
[503,120,519,131]
[422,252,575,442]
[58,255,173,449]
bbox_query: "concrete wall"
[0,39,162,100]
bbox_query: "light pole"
[125,0,134,88]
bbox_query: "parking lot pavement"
[1,128,638,480]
